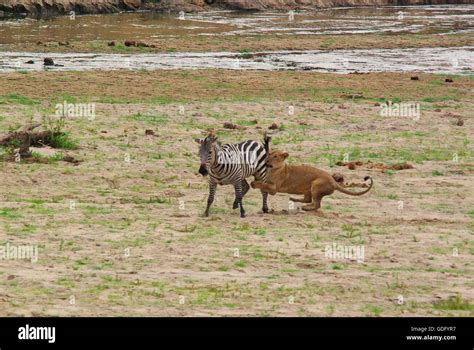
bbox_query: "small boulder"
[44,57,54,66]
[223,122,237,130]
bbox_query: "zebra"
[195,132,271,218]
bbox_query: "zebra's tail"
[263,132,271,157]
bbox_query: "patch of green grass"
[111,43,131,52]
[234,260,247,268]
[433,295,473,311]
[367,305,383,316]
[236,119,258,126]
[431,170,443,176]
[422,95,461,103]
[320,38,336,49]
[82,206,113,215]
[0,94,39,105]
[31,151,65,163]
[0,208,21,219]
[28,202,55,215]
[341,224,360,239]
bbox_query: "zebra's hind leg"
[233,182,246,218]
[204,181,217,217]
[233,180,250,209]
[254,174,270,214]
[261,191,269,213]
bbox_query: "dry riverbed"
[0,70,473,316]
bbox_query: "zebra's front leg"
[233,179,249,209]
[233,182,246,218]
[204,181,217,217]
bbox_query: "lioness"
[251,149,373,212]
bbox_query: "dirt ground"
[0,70,473,316]
[4,32,474,54]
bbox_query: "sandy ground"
[0,70,473,316]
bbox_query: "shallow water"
[1,5,474,45]
[1,47,473,73]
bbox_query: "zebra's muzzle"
[199,164,209,176]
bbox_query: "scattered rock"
[445,78,454,83]
[43,57,54,66]
[410,76,419,81]
[107,41,116,47]
[223,122,237,129]
[63,155,80,164]
[269,122,278,130]
[389,163,414,170]
[137,42,149,48]
[434,108,441,112]
[25,60,34,64]
[145,129,156,135]
[58,41,69,46]
[456,119,464,126]
[348,162,356,170]
[124,40,136,47]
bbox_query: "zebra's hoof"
[262,207,269,213]
[232,201,238,209]
[203,211,209,217]
[240,213,246,218]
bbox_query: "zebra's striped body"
[196,134,270,218]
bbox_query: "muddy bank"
[2,0,474,16]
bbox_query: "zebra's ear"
[195,138,203,144]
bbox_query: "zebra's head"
[195,133,218,176]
